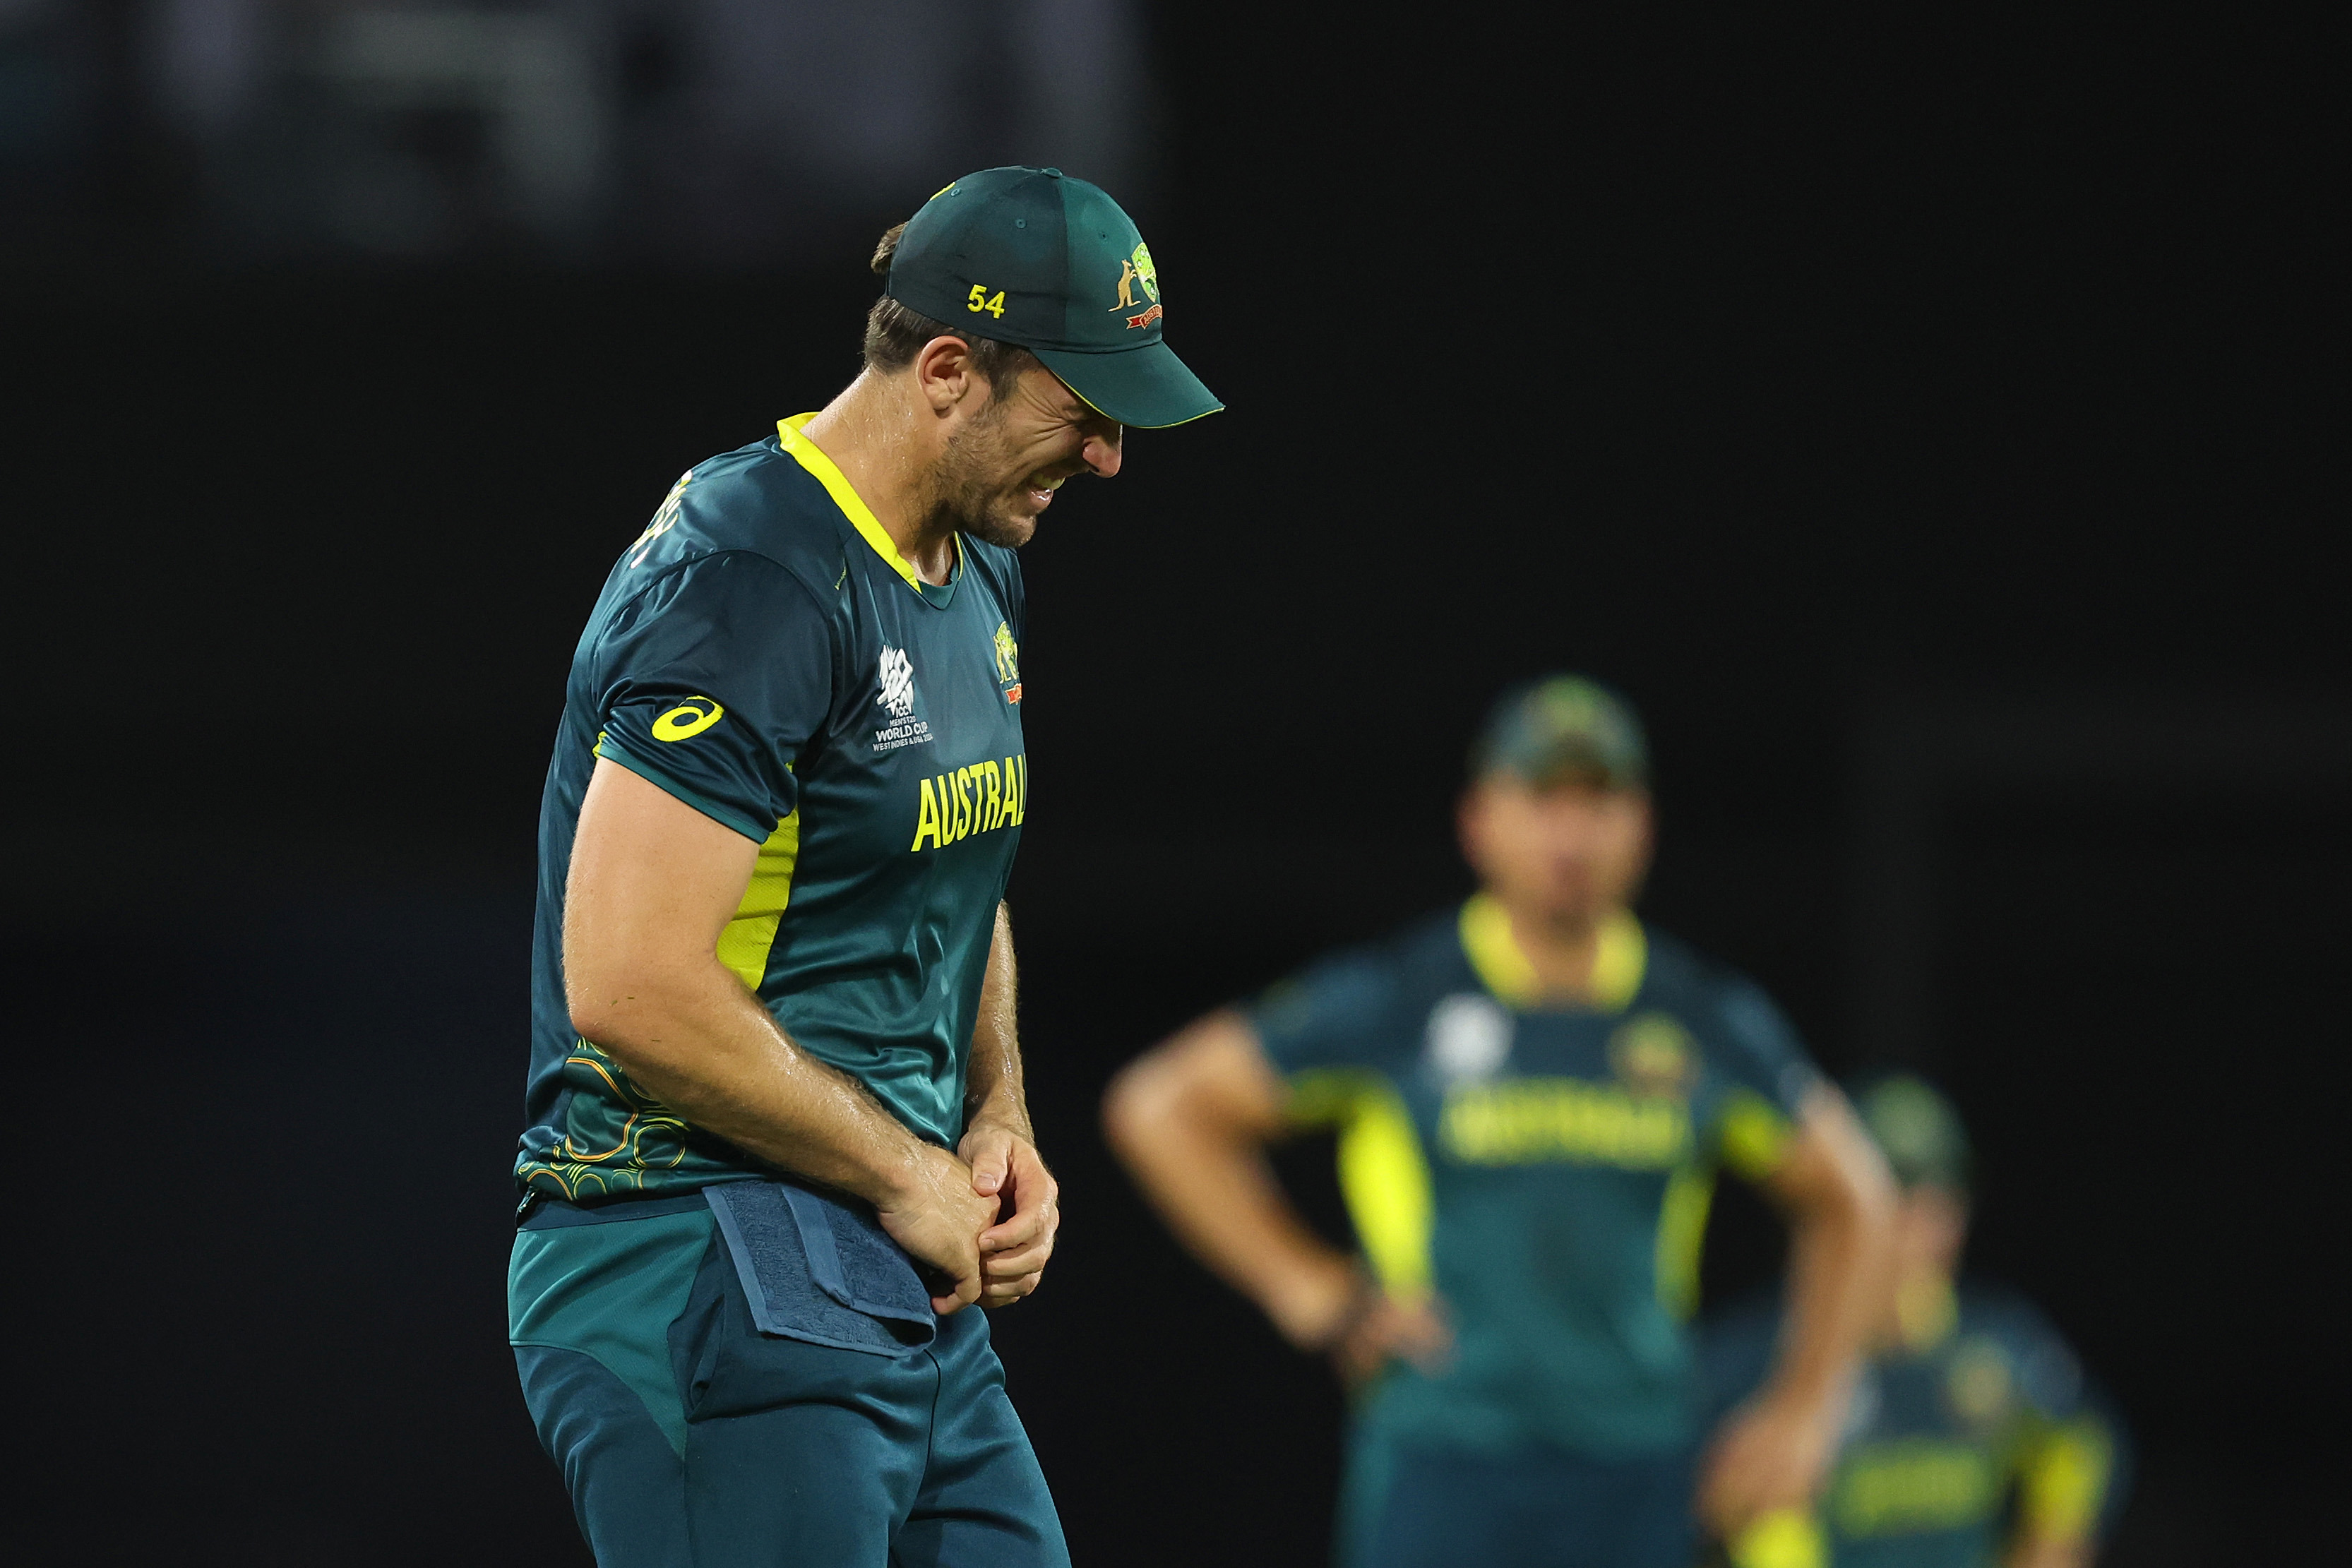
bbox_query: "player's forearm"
[1130,1119,1352,1334]
[1773,1200,1875,1407]
[571,955,931,1207]
[963,902,1031,1137]
[1104,1039,1354,1343]
[1767,1097,1897,1408]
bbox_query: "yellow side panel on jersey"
[1290,1069,1435,1302]
[715,811,801,991]
[2019,1418,2114,1543]
[1654,1162,1718,1320]
[1719,1088,1796,1179]
[1459,894,1647,1012]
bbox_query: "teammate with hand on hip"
[1106,676,1894,1568]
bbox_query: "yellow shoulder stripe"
[777,414,929,594]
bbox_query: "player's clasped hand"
[960,1118,1061,1307]
[876,1143,1005,1315]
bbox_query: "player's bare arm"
[1696,1084,1896,1532]
[564,756,999,1313]
[1103,1010,1448,1378]
[960,901,1061,1306]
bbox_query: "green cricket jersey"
[516,415,1029,1206]
[1702,1284,2123,1567]
[1251,896,1820,1458]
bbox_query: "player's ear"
[1625,789,1657,878]
[914,335,981,414]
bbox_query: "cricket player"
[507,167,1219,1566]
[1702,1076,2125,1568]
[1104,677,1896,1567]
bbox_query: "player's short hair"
[863,222,1038,394]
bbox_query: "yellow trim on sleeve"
[776,414,932,594]
[713,810,801,991]
[1289,1069,1435,1303]
[1458,894,1646,1012]
[2019,1418,2115,1545]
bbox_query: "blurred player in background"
[1702,1076,2126,1568]
[507,167,1219,1567]
[1104,677,1895,1567]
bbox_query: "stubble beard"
[924,402,1039,551]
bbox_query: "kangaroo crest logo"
[878,646,917,719]
[1609,1012,1696,1096]
[1110,242,1162,328]
[992,621,1020,683]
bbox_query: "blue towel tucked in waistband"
[703,1179,936,1356]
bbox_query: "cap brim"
[1032,341,1223,430]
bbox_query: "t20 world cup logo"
[878,646,917,719]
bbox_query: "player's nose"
[1082,425,1123,479]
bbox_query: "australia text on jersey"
[910,755,1027,851]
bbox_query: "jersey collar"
[1458,893,1646,1012]
[777,414,963,604]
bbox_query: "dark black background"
[9,5,2339,1562]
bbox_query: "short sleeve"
[2009,1301,2089,1421]
[2003,1302,2128,1544]
[592,553,834,844]
[1703,978,1824,1178]
[1248,948,1403,1076]
[1712,980,1821,1116]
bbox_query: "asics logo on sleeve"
[652,698,724,741]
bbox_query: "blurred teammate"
[506,167,1218,1567]
[1104,677,1895,1567]
[1702,1077,2125,1568]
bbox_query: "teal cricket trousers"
[509,1191,1068,1568]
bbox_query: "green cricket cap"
[1472,676,1651,790]
[883,166,1223,430]
[1851,1074,1974,1192]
